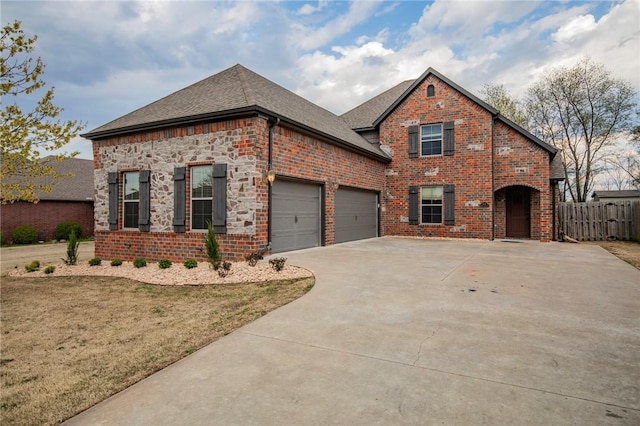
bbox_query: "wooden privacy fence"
[558,201,640,241]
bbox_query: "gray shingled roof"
[341,80,415,130]
[3,157,94,202]
[550,155,565,180]
[83,64,390,161]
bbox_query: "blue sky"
[3,0,639,160]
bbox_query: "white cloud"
[293,0,384,50]
[552,14,598,42]
[297,1,328,16]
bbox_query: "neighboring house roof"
[82,64,390,162]
[343,67,557,156]
[4,157,94,202]
[592,190,640,199]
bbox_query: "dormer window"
[426,84,435,97]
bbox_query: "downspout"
[551,175,557,241]
[265,117,280,252]
[491,113,496,241]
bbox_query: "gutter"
[266,117,280,252]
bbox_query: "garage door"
[335,188,378,244]
[271,180,321,253]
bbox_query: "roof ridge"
[234,64,256,106]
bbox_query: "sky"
[3,0,640,161]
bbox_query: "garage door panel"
[271,181,321,253]
[335,188,377,244]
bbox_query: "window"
[421,124,442,156]
[191,165,213,230]
[426,84,435,97]
[421,186,442,224]
[123,172,140,228]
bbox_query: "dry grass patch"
[0,275,314,425]
[587,240,640,270]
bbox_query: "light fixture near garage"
[266,169,276,185]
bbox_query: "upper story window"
[421,124,442,156]
[421,186,443,224]
[426,84,435,97]
[123,171,140,229]
[191,165,213,230]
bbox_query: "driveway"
[66,237,639,425]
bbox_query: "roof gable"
[349,67,556,156]
[83,64,390,161]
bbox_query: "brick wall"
[272,126,386,245]
[381,75,494,239]
[0,201,94,243]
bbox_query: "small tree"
[63,231,79,265]
[204,222,222,269]
[525,58,637,202]
[1,20,84,204]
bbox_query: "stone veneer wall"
[93,118,267,261]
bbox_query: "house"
[81,64,562,262]
[592,190,640,202]
[0,157,95,242]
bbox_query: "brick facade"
[0,200,94,243]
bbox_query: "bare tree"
[525,58,637,202]
[480,83,529,129]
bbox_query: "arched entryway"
[494,185,541,240]
[505,186,530,238]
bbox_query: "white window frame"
[420,123,443,156]
[421,186,443,224]
[123,171,140,229]
[190,165,213,230]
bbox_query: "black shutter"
[108,172,118,231]
[173,167,186,233]
[444,184,455,225]
[139,170,151,232]
[444,121,455,156]
[409,186,419,225]
[408,125,419,158]
[213,163,227,234]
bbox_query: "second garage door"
[271,180,321,253]
[335,188,378,244]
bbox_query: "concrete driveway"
[66,237,639,425]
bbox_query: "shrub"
[0,232,5,246]
[217,261,232,278]
[44,265,55,274]
[245,252,263,267]
[111,259,123,267]
[204,223,222,268]
[158,259,172,269]
[25,260,40,272]
[63,231,80,265]
[55,221,82,241]
[12,225,38,245]
[88,258,102,266]
[269,257,287,272]
[133,258,147,268]
[183,258,198,269]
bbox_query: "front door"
[506,187,530,238]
